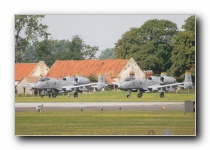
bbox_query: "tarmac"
[15,102,184,111]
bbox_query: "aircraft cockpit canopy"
[39,77,50,82]
[124,76,136,81]
[62,77,67,81]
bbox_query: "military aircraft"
[112,72,193,98]
[62,74,107,97]
[32,74,106,98]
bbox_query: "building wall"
[143,70,153,78]
[16,78,33,95]
[116,58,145,82]
[16,86,33,95]
[30,61,49,77]
[15,81,19,86]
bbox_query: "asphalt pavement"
[15,102,184,111]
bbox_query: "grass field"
[15,89,195,102]
[15,90,196,136]
[15,110,195,136]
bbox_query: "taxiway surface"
[15,102,184,111]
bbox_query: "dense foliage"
[170,16,195,81]
[115,20,178,74]
[15,15,50,63]
[98,48,116,60]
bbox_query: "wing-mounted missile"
[151,87,159,92]
[165,86,176,92]
[73,77,90,85]
[160,76,176,85]
[148,85,160,92]
[62,85,74,92]
[79,86,89,92]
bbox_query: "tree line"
[15,15,195,81]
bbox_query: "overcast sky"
[42,14,192,56]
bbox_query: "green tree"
[34,39,55,67]
[15,15,50,63]
[98,48,116,60]
[83,45,99,59]
[66,35,84,60]
[65,35,99,60]
[115,28,140,59]
[115,20,178,74]
[182,16,195,32]
[87,74,97,82]
[170,16,195,81]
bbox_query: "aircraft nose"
[32,84,37,89]
[118,83,123,89]
[32,83,39,89]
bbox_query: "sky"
[42,14,191,57]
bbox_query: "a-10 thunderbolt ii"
[112,72,193,98]
[32,74,107,98]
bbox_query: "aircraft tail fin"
[161,72,166,77]
[94,74,107,90]
[184,72,193,89]
[98,74,105,83]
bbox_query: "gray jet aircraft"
[62,74,107,97]
[113,72,193,98]
[32,74,106,98]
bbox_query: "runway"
[15,102,184,111]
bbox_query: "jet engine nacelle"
[74,77,90,85]
[160,76,176,85]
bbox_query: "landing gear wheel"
[74,92,78,98]
[160,92,164,98]
[52,94,57,98]
[127,95,130,98]
[137,93,143,98]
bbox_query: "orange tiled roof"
[15,63,37,81]
[24,77,39,83]
[47,59,128,83]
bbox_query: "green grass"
[15,110,195,135]
[15,89,195,102]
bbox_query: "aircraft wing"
[62,83,99,90]
[112,82,120,86]
[148,83,184,89]
[16,83,35,87]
